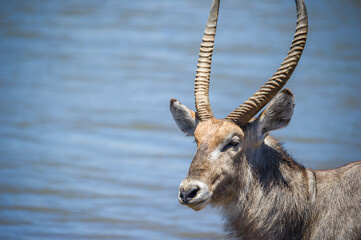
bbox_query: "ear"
[256,89,295,135]
[170,99,199,136]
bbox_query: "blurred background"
[0,0,360,239]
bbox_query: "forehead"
[194,119,244,147]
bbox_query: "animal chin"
[187,198,210,211]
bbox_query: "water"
[0,0,360,239]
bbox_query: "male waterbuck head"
[169,0,361,239]
[170,0,307,211]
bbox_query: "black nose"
[179,187,199,204]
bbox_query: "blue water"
[0,0,360,239]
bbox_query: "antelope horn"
[225,0,308,126]
[194,0,220,121]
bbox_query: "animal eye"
[230,139,239,146]
[221,136,241,151]
[224,136,240,150]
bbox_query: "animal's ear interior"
[256,89,295,135]
[170,99,199,136]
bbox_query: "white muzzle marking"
[179,179,212,211]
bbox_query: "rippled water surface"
[0,0,360,239]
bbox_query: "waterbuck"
[169,0,361,239]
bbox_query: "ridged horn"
[194,0,220,121]
[226,0,308,126]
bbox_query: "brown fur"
[170,93,361,240]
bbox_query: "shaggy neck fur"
[221,136,313,240]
